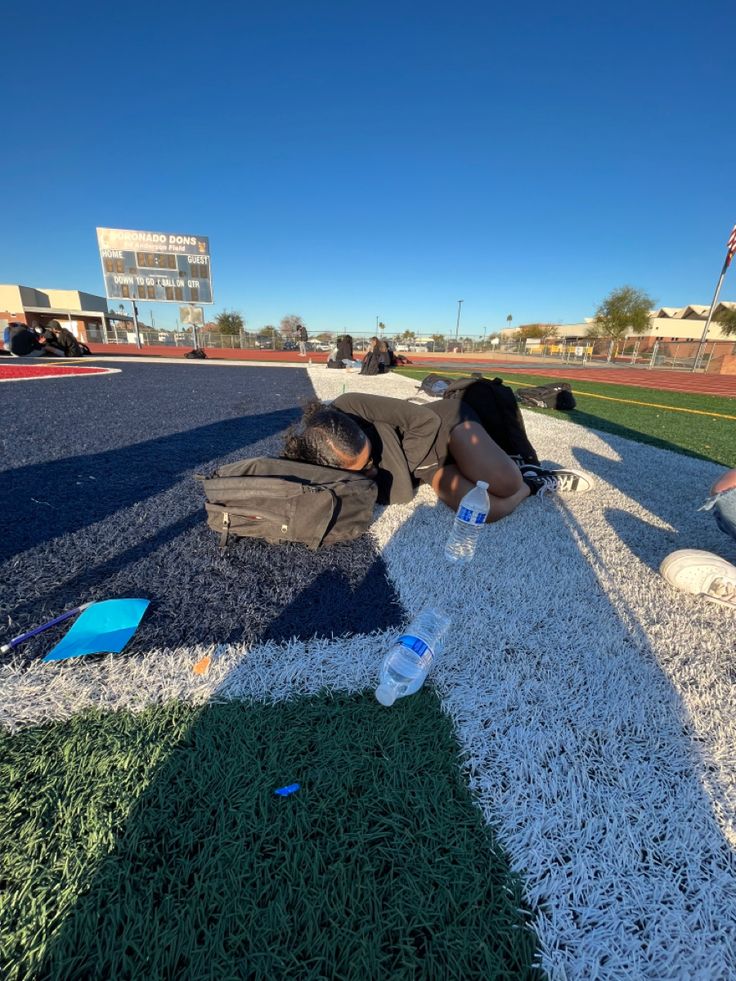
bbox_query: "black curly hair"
[282,398,368,469]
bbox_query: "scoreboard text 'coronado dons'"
[96,227,213,305]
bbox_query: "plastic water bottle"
[375,608,451,707]
[444,480,490,563]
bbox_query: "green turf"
[1,694,541,981]
[396,368,736,467]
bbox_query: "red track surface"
[485,365,736,398]
[0,363,114,381]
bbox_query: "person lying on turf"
[282,393,592,522]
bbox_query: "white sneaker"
[660,549,736,608]
[522,467,593,495]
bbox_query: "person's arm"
[712,468,736,496]
[333,393,441,471]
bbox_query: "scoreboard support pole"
[131,301,142,349]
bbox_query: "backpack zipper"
[219,511,231,549]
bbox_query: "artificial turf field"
[2,361,736,979]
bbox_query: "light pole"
[455,299,464,345]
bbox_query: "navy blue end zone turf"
[2,364,403,659]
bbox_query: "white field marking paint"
[0,630,394,734]
[3,367,736,976]
[0,366,121,383]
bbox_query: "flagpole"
[691,259,729,372]
[692,223,736,372]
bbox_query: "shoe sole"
[660,549,736,607]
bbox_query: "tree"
[584,321,607,340]
[377,321,386,333]
[215,309,244,336]
[717,306,736,336]
[592,286,654,345]
[431,333,447,351]
[316,331,334,343]
[280,314,305,338]
[396,329,416,343]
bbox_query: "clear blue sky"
[2,0,734,335]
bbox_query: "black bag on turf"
[201,457,378,550]
[185,348,207,359]
[443,376,540,464]
[516,382,576,410]
[418,373,453,397]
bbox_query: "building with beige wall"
[502,303,736,344]
[0,284,131,340]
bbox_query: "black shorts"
[412,400,482,486]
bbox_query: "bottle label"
[398,634,429,657]
[458,507,487,525]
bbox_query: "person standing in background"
[297,323,308,357]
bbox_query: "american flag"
[727,224,736,268]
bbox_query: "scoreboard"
[96,227,213,304]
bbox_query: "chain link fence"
[504,338,726,371]
[85,326,732,371]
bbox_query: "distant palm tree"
[718,307,736,336]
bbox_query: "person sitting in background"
[3,321,16,352]
[48,320,83,357]
[327,334,358,370]
[360,336,385,376]
[8,323,46,357]
[36,322,66,356]
[377,339,392,371]
[660,467,736,608]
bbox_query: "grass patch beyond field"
[396,369,736,467]
[1,695,541,981]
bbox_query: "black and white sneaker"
[522,467,593,495]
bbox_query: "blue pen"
[1,603,93,654]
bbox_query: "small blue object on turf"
[274,783,300,796]
[43,598,150,662]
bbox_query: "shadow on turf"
[33,695,541,980]
[567,442,724,574]
[4,518,405,664]
[2,408,300,564]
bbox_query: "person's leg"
[713,489,736,542]
[446,420,525,497]
[429,421,530,523]
[709,470,736,544]
[430,463,530,522]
